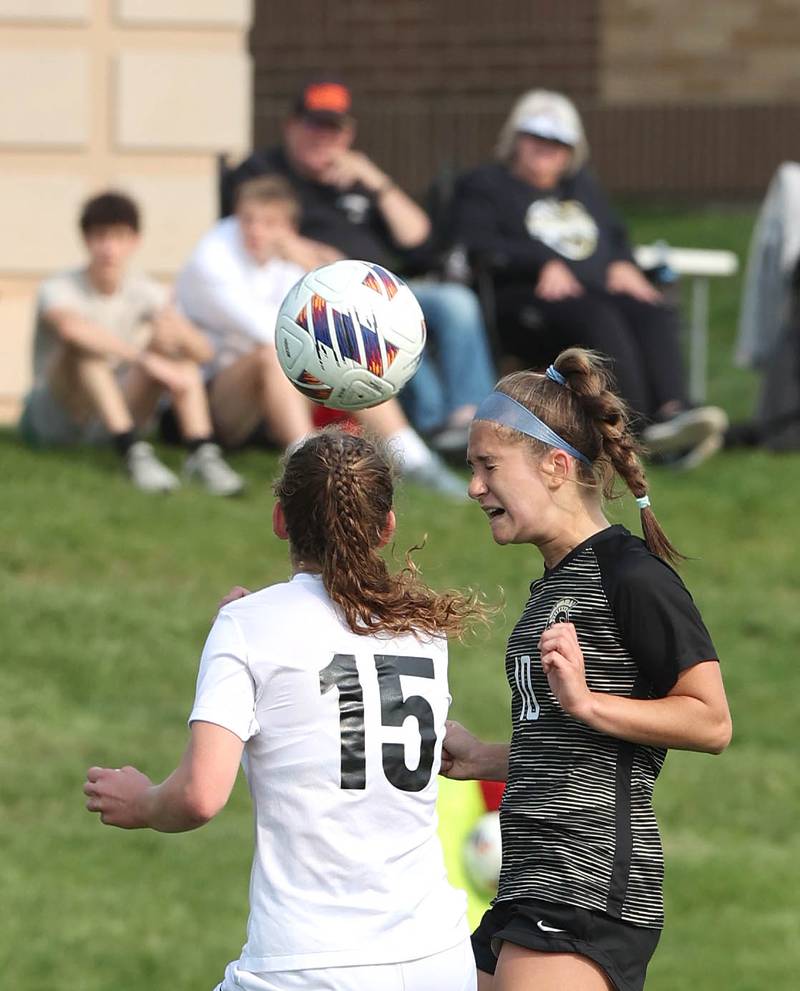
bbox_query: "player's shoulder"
[219,576,330,622]
[37,267,84,299]
[591,525,686,594]
[456,161,507,194]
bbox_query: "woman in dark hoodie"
[451,89,727,469]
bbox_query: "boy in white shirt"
[177,176,465,498]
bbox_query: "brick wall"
[249,0,800,199]
[250,0,600,195]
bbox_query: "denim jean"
[400,281,496,433]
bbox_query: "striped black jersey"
[496,525,718,928]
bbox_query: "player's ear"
[272,501,289,541]
[547,449,571,488]
[377,509,396,548]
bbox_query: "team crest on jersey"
[546,597,578,627]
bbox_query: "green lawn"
[2,204,799,990]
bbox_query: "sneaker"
[669,430,725,471]
[402,453,468,501]
[641,406,729,457]
[184,443,245,497]
[126,440,181,493]
[428,423,471,456]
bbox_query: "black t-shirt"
[450,162,635,291]
[498,525,718,929]
[223,146,433,273]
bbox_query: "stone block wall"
[602,0,800,103]
[0,0,252,421]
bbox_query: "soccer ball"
[274,259,426,411]
[463,811,502,896]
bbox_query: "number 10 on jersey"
[319,653,437,793]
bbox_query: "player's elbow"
[181,785,225,825]
[704,709,733,755]
[48,311,79,345]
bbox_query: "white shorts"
[215,937,476,991]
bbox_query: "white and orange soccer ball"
[275,259,427,411]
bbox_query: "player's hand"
[538,622,592,720]
[535,259,584,301]
[606,260,662,303]
[217,585,251,612]
[275,231,343,268]
[440,720,486,780]
[149,305,186,357]
[320,150,388,193]
[84,765,152,829]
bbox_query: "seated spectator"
[222,77,496,453]
[176,176,466,499]
[19,191,243,495]
[449,88,728,469]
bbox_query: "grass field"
[2,204,799,990]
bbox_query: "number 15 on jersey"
[319,653,438,793]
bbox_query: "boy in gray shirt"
[20,191,243,496]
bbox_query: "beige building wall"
[0,0,252,422]
[601,0,800,103]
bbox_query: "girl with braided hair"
[442,347,731,991]
[83,428,482,991]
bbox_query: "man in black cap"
[222,78,496,451]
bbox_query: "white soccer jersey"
[189,573,468,974]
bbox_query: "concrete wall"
[0,0,252,421]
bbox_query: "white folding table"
[633,245,739,403]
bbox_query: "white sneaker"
[402,453,468,501]
[641,406,729,457]
[184,442,245,497]
[126,441,181,493]
[669,430,725,471]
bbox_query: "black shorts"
[471,898,661,991]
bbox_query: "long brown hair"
[495,348,684,565]
[274,429,486,638]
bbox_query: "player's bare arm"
[84,721,243,832]
[276,230,344,269]
[45,307,140,364]
[606,259,662,303]
[150,304,213,364]
[539,622,732,754]
[322,149,431,249]
[440,720,509,782]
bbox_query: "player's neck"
[292,558,322,576]
[86,263,124,295]
[538,509,610,570]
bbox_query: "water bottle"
[650,239,678,287]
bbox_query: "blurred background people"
[449,89,729,469]
[222,78,496,453]
[18,192,243,495]
[177,176,467,499]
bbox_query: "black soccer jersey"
[497,525,718,929]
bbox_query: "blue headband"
[473,391,592,465]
